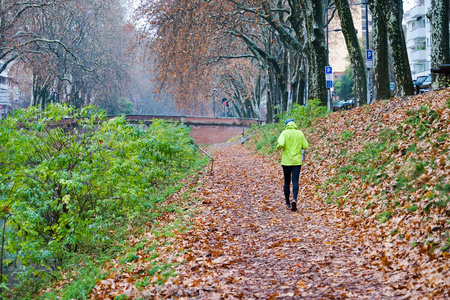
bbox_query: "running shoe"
[291,200,297,212]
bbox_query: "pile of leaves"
[244,89,450,295]
[0,104,205,297]
[306,89,450,294]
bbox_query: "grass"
[376,211,392,223]
[341,130,354,142]
[319,101,450,208]
[251,123,282,155]
[38,256,106,300]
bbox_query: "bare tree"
[8,0,133,110]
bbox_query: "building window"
[416,41,426,51]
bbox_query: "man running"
[276,118,309,212]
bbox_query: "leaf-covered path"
[92,143,414,299]
[165,144,390,299]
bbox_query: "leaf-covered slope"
[307,89,450,294]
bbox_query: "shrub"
[278,98,328,129]
[0,104,203,292]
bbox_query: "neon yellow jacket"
[276,121,309,166]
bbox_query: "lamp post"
[326,4,344,111]
[364,0,371,104]
[327,2,370,107]
[325,28,342,69]
[326,5,342,110]
[212,88,217,117]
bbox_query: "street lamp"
[326,9,342,110]
[326,2,371,107]
[325,3,344,111]
[326,29,342,66]
[212,88,218,117]
[364,0,371,104]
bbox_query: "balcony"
[410,49,427,62]
[409,5,426,19]
[409,26,426,40]
[407,39,416,49]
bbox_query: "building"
[0,63,26,118]
[0,65,10,118]
[404,0,431,80]
[332,71,344,102]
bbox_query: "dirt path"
[152,143,404,299]
[92,143,407,299]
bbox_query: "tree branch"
[228,0,304,52]
[0,54,19,74]
[231,30,281,73]
[216,54,256,60]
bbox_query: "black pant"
[282,165,302,204]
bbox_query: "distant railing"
[118,115,260,127]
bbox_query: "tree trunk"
[335,0,367,107]
[303,0,327,105]
[280,49,289,112]
[369,0,391,100]
[270,64,281,121]
[32,74,52,108]
[265,67,274,124]
[380,0,414,96]
[428,0,450,87]
[254,73,268,121]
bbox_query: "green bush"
[278,98,328,129]
[250,99,327,155]
[0,104,203,294]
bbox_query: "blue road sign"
[366,50,373,61]
[325,66,333,88]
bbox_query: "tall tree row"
[368,0,391,101]
[378,0,414,96]
[136,0,328,122]
[135,0,448,123]
[2,0,135,112]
